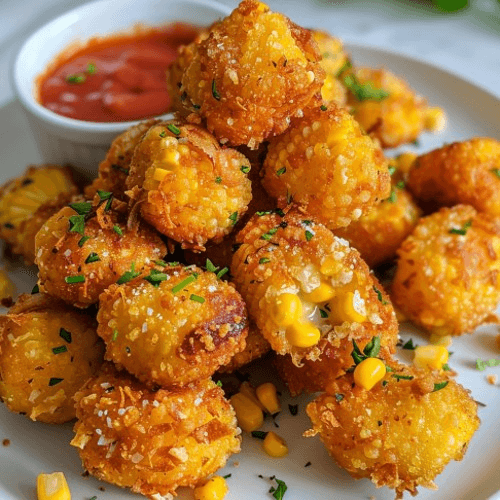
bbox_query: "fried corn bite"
[306,365,479,499]
[218,320,271,373]
[0,164,78,262]
[274,278,397,396]
[312,30,348,106]
[72,364,241,498]
[231,207,396,365]
[344,67,445,148]
[333,164,421,268]
[84,120,159,201]
[179,0,325,148]
[0,293,103,424]
[261,103,390,230]
[35,202,166,309]
[97,265,248,387]
[126,121,252,251]
[392,204,500,336]
[408,138,500,215]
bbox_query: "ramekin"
[12,0,231,180]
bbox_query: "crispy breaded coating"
[306,365,479,499]
[0,165,78,262]
[0,293,103,424]
[274,278,397,395]
[72,364,240,498]
[333,164,421,268]
[312,30,348,106]
[345,67,445,148]
[231,207,395,365]
[126,121,252,251]
[392,205,500,336]
[35,202,166,309]
[84,120,159,201]
[261,103,390,229]
[179,0,325,148]
[97,265,248,387]
[408,138,500,215]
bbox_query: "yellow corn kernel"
[161,149,181,167]
[194,476,228,500]
[303,282,336,303]
[239,382,265,411]
[429,333,452,348]
[263,431,289,458]
[413,345,449,370]
[153,168,173,182]
[425,107,446,132]
[395,152,418,174]
[271,293,302,327]
[329,292,366,323]
[256,383,281,415]
[37,472,71,500]
[354,358,387,391]
[230,392,264,432]
[286,320,321,348]
[320,256,341,276]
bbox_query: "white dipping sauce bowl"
[12,0,231,180]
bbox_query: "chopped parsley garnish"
[69,201,92,215]
[216,380,223,387]
[449,219,472,235]
[87,62,97,74]
[261,226,279,241]
[388,165,397,176]
[373,285,388,304]
[351,336,381,364]
[65,275,85,284]
[31,284,39,294]
[66,73,86,84]
[251,431,268,440]
[305,229,314,241]
[167,123,181,135]
[229,212,238,225]
[223,474,232,479]
[89,496,97,500]
[442,363,451,371]
[159,130,166,138]
[386,189,397,203]
[85,252,100,264]
[256,209,285,217]
[320,104,327,111]
[396,180,405,189]
[59,328,72,343]
[190,294,205,303]
[112,329,119,341]
[144,268,170,287]
[288,404,298,416]
[476,358,500,370]
[52,345,67,355]
[206,259,218,273]
[171,274,198,294]
[241,165,251,174]
[117,262,140,284]
[113,225,123,236]
[491,168,500,178]
[270,478,287,500]
[335,393,344,402]
[392,374,414,381]
[259,257,271,264]
[343,74,390,102]
[78,236,90,247]
[216,267,229,279]
[319,309,328,318]
[97,190,113,211]
[211,79,221,100]
[276,167,286,176]
[382,380,388,387]
[215,176,222,184]
[402,338,417,350]
[111,164,129,175]
[68,215,86,235]
[432,381,449,392]
[48,377,64,386]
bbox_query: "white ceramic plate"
[1,45,500,500]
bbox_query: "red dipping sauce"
[38,23,199,122]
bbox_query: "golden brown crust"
[392,204,500,335]
[72,364,241,498]
[0,293,103,424]
[408,138,500,215]
[261,103,390,229]
[179,0,325,148]
[97,266,248,387]
[306,365,479,499]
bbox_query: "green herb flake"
[251,431,268,440]
[112,329,119,341]
[48,377,64,387]
[276,167,286,176]
[392,374,414,381]
[159,130,166,138]
[449,219,472,236]
[66,73,86,84]
[229,212,238,225]
[85,252,100,264]
[261,226,279,241]
[117,262,140,285]
[241,165,251,174]
[442,363,451,371]
[167,123,181,135]
[69,202,92,215]
[432,381,449,392]
[305,230,314,241]
[396,180,406,189]
[97,190,113,211]
[491,168,500,178]
[87,62,97,74]
[476,358,500,371]
[335,393,344,402]
[216,380,223,387]
[272,478,287,500]
[144,268,170,287]
[89,496,97,500]
[65,275,85,284]
[343,74,390,102]
[372,285,388,305]
[52,345,67,355]
[68,215,86,235]
[59,328,72,343]
[190,294,205,303]
[216,267,229,279]
[206,259,218,273]
[259,257,271,264]
[171,274,198,294]
[288,404,298,416]
[388,165,397,176]
[402,338,417,350]
[215,176,222,184]
[319,309,328,318]
[78,235,90,247]
[223,474,232,479]
[386,189,397,203]
[113,225,123,236]
[212,79,221,100]
[382,380,388,387]
[364,336,381,358]
[320,104,327,111]
[111,164,129,175]
[31,284,39,294]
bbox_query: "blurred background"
[1,0,499,104]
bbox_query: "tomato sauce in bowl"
[38,23,198,123]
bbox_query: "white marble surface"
[1,0,500,108]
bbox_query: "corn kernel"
[425,107,446,132]
[286,320,321,348]
[320,256,341,276]
[429,333,452,348]
[303,282,336,303]
[413,345,449,370]
[161,149,181,167]
[329,292,366,323]
[271,293,302,327]
[256,383,281,415]
[230,392,264,432]
[37,472,71,500]
[153,168,173,182]
[239,382,265,411]
[194,476,228,500]
[354,358,386,391]
[395,152,418,174]
[263,431,288,458]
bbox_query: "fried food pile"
[1,1,495,499]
